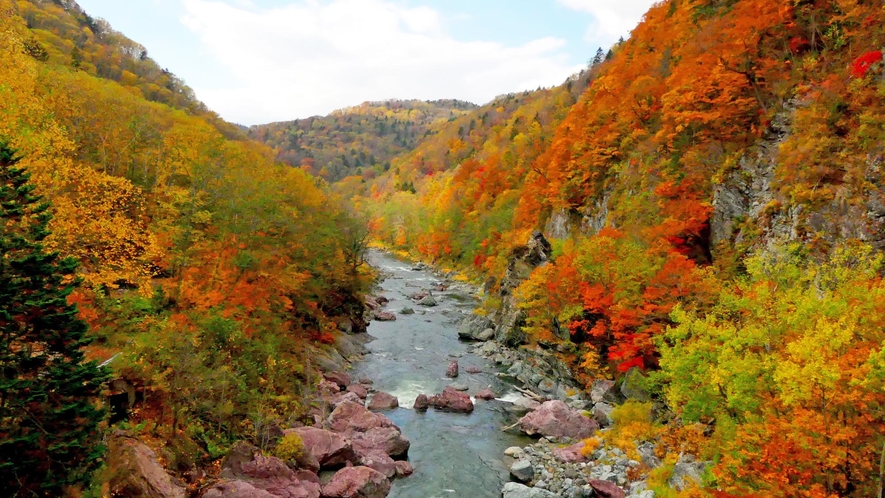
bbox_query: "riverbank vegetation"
[5,0,885,495]
[360,1,885,495]
[1,1,371,494]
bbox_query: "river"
[352,250,530,498]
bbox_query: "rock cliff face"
[712,100,885,253]
[492,230,552,347]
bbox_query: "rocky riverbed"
[101,247,704,498]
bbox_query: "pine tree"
[0,143,108,496]
[592,47,605,66]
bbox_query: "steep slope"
[17,0,241,137]
[1,1,370,492]
[363,1,885,495]
[362,69,596,269]
[249,99,478,181]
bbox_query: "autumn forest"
[3,0,885,497]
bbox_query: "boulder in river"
[285,427,357,469]
[475,389,496,400]
[413,394,429,411]
[345,384,369,399]
[465,366,483,374]
[429,387,474,413]
[330,391,362,409]
[355,451,396,479]
[372,311,396,322]
[445,359,459,378]
[324,372,352,390]
[408,291,428,301]
[394,461,413,477]
[321,466,390,498]
[350,427,410,459]
[328,401,395,433]
[400,307,415,315]
[417,294,438,307]
[518,400,597,439]
[367,392,399,411]
[364,296,380,311]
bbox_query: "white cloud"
[180,0,583,125]
[557,0,660,45]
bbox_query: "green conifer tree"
[0,142,108,496]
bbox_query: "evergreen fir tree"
[0,142,108,496]
[592,47,606,66]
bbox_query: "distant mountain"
[249,99,478,181]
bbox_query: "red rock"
[293,470,321,484]
[413,394,429,411]
[408,292,428,301]
[355,451,396,479]
[429,387,474,413]
[216,441,322,497]
[321,466,390,498]
[373,311,396,322]
[324,372,352,390]
[374,296,389,305]
[106,432,186,498]
[320,380,341,394]
[260,475,323,498]
[589,479,626,498]
[330,392,362,409]
[203,480,276,498]
[350,427,410,458]
[475,389,496,401]
[465,366,483,374]
[286,427,357,468]
[364,297,380,311]
[346,384,369,399]
[553,442,587,463]
[394,461,413,477]
[367,392,399,411]
[518,400,597,439]
[328,401,395,433]
[445,360,459,378]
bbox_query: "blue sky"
[75,0,658,125]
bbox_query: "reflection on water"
[354,251,530,498]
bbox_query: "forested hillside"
[15,0,241,137]
[361,68,596,262]
[1,0,369,494]
[5,0,885,495]
[362,1,885,495]
[249,99,478,182]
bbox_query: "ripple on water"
[356,250,532,498]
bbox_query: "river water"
[352,250,530,498]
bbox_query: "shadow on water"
[354,250,531,498]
